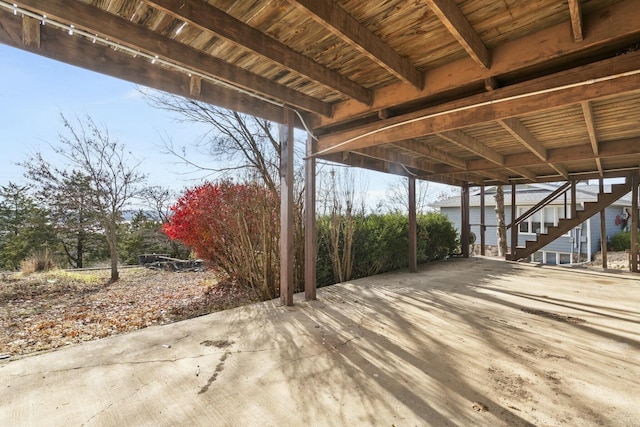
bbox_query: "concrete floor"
[1,257,639,426]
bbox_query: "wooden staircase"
[509,180,632,261]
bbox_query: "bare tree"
[144,92,295,192]
[381,177,440,213]
[24,114,146,282]
[495,185,508,256]
[144,91,307,291]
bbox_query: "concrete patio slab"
[1,257,639,426]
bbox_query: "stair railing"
[507,180,577,234]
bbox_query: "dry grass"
[0,268,258,358]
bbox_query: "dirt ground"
[1,257,638,426]
[0,268,256,358]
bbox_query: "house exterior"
[432,184,633,265]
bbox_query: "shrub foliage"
[162,180,280,299]
[317,212,458,286]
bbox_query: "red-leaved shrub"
[163,180,280,299]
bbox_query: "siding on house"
[435,184,632,263]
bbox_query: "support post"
[408,177,417,272]
[279,108,295,306]
[461,184,470,258]
[571,179,577,219]
[599,178,607,268]
[480,186,486,256]
[510,183,517,259]
[631,173,639,273]
[304,134,317,300]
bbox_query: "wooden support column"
[304,133,317,300]
[510,183,517,258]
[408,177,417,272]
[631,173,639,273]
[571,179,577,219]
[461,184,470,258]
[599,178,608,269]
[480,186,486,256]
[279,108,295,306]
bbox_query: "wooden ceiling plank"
[433,137,638,175]
[438,130,504,166]
[498,118,547,161]
[13,0,332,116]
[317,50,640,153]
[314,0,640,128]
[393,140,467,170]
[568,0,584,42]
[356,146,435,173]
[145,0,372,105]
[0,7,294,125]
[424,0,490,69]
[289,0,423,90]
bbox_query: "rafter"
[12,0,332,116]
[317,50,640,153]
[568,0,583,42]
[145,0,372,105]
[437,130,503,166]
[424,0,489,69]
[429,138,639,176]
[581,101,603,176]
[498,118,547,160]
[356,146,435,174]
[508,167,537,182]
[314,0,640,128]
[289,0,423,90]
[393,140,467,170]
[498,117,567,181]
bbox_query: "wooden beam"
[476,170,510,183]
[551,163,569,180]
[508,167,536,182]
[146,0,372,105]
[289,0,423,90]
[304,134,317,300]
[498,118,547,161]
[313,0,640,128]
[581,101,603,176]
[189,75,201,97]
[480,186,486,255]
[599,178,607,268]
[393,140,467,170]
[631,173,638,272]
[461,184,470,258]
[21,15,39,48]
[12,0,332,116]
[438,130,504,166]
[0,8,295,125]
[408,177,417,272]
[568,0,584,42]
[317,50,640,153]
[425,0,490,69]
[433,137,640,175]
[279,108,295,306]
[356,146,436,174]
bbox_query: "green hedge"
[610,232,631,251]
[316,212,458,286]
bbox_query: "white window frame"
[518,205,572,237]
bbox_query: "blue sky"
[0,43,450,210]
[0,44,215,192]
